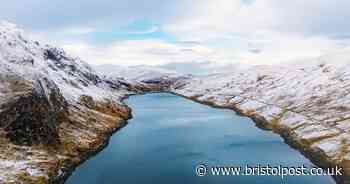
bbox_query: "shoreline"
[169,91,343,183]
[54,95,134,184]
[57,92,165,183]
[55,117,130,184]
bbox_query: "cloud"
[61,39,215,66]
[57,30,350,67]
[2,0,350,70]
[165,0,350,40]
[162,0,350,65]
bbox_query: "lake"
[66,93,334,184]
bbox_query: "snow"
[0,159,46,180]
[312,137,343,158]
[173,61,350,125]
[0,21,132,104]
[96,65,189,90]
[96,65,182,80]
[169,50,350,167]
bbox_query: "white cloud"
[233,32,350,65]
[61,40,215,66]
[165,0,350,40]
[162,0,350,65]
[14,0,350,69]
[59,31,350,67]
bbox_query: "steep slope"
[0,22,133,183]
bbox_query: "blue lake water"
[66,93,334,184]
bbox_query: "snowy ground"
[170,57,350,180]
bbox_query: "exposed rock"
[0,75,68,146]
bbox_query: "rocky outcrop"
[0,94,131,184]
[0,75,68,146]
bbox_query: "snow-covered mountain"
[0,21,134,102]
[0,21,134,183]
[96,64,190,91]
[96,64,186,81]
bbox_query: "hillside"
[171,60,350,183]
[0,21,133,183]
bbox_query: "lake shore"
[169,91,345,184]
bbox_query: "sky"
[1,0,350,71]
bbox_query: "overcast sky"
[1,0,350,68]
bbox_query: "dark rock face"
[0,76,68,146]
[43,47,66,62]
[44,47,102,86]
[133,76,191,92]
